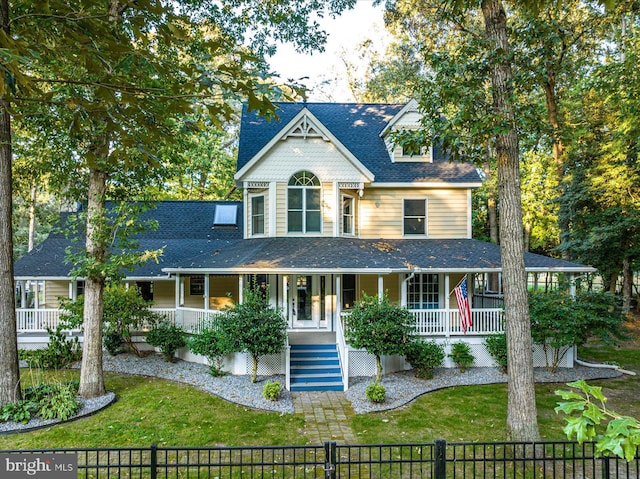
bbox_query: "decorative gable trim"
[235,107,375,182]
[283,115,329,141]
[380,98,420,137]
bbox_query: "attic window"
[214,204,238,226]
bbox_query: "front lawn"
[0,371,305,449]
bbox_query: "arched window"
[287,171,321,233]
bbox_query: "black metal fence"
[2,440,638,478]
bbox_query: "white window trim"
[287,179,323,235]
[403,198,428,237]
[250,194,266,237]
[341,194,355,237]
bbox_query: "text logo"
[0,453,77,479]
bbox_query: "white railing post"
[285,339,291,391]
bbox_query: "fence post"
[434,439,447,479]
[601,456,610,479]
[150,443,157,479]
[324,441,336,479]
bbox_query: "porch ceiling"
[163,238,595,275]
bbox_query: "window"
[251,195,265,235]
[136,281,153,301]
[342,195,354,235]
[190,275,205,296]
[402,143,423,157]
[76,280,85,298]
[404,199,427,235]
[342,274,356,310]
[287,171,321,233]
[408,274,439,310]
[214,204,238,226]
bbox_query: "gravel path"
[1,354,624,435]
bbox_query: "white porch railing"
[335,311,350,390]
[175,307,223,334]
[412,308,504,336]
[17,309,67,333]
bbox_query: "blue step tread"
[290,376,342,384]
[291,351,338,358]
[291,359,339,366]
[290,383,344,392]
[290,344,337,350]
[288,343,344,391]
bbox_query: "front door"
[290,275,331,329]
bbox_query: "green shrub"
[188,325,235,376]
[36,382,81,421]
[146,321,187,362]
[104,331,125,356]
[19,326,82,369]
[448,341,475,372]
[405,340,445,379]
[0,400,36,424]
[262,381,281,401]
[365,382,386,403]
[484,333,508,373]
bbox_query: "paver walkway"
[292,391,357,444]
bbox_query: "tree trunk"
[251,354,258,383]
[622,256,633,319]
[78,168,108,398]
[0,0,21,407]
[481,0,540,442]
[375,355,382,382]
[484,144,500,292]
[27,184,37,252]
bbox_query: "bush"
[405,340,445,379]
[484,333,508,373]
[104,331,125,356]
[19,326,82,369]
[0,400,36,424]
[262,381,281,401]
[365,382,386,403]
[188,325,235,376]
[448,341,475,372]
[36,382,81,421]
[344,293,415,382]
[146,322,187,362]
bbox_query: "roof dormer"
[380,99,433,163]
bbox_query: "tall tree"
[0,0,357,401]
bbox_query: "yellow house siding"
[276,182,287,236]
[44,280,69,308]
[321,182,335,237]
[209,275,238,310]
[359,188,469,239]
[152,281,175,308]
[355,275,399,303]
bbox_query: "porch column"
[204,274,210,311]
[34,280,40,309]
[400,274,407,307]
[174,273,181,308]
[68,281,73,300]
[335,275,341,327]
[378,274,384,302]
[282,275,289,327]
[238,275,244,304]
[569,273,576,297]
[21,281,27,308]
[444,274,450,338]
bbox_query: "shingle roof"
[163,237,593,273]
[237,102,482,184]
[14,201,244,278]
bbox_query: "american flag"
[454,277,472,334]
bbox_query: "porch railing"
[412,308,504,336]
[335,312,350,390]
[16,308,66,333]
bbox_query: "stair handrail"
[335,312,349,390]
[285,335,291,391]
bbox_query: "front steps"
[289,343,344,391]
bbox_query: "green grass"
[0,371,305,449]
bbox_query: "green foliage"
[484,334,508,373]
[219,288,287,383]
[448,341,475,372]
[405,340,445,379]
[146,322,187,362]
[530,290,624,372]
[365,382,386,403]
[1,380,81,424]
[36,382,81,422]
[188,324,235,376]
[0,401,36,424]
[60,283,163,356]
[262,381,281,402]
[345,293,415,382]
[555,380,640,462]
[19,326,82,370]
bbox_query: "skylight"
[213,204,238,226]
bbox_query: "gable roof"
[237,102,482,184]
[14,201,244,279]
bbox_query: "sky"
[268,1,390,102]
